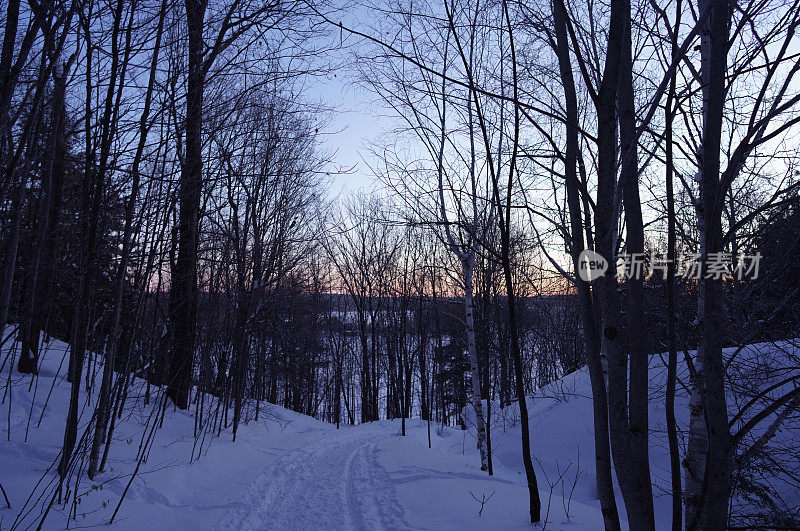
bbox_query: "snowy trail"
[216,426,408,530]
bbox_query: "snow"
[1,333,604,530]
[3,330,797,529]
[217,426,405,530]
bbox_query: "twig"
[468,489,495,516]
[0,480,11,508]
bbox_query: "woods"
[1,0,800,528]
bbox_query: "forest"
[1,0,799,528]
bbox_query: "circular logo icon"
[578,249,608,282]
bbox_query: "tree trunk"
[61,21,98,472]
[685,0,732,526]
[463,257,488,471]
[167,0,206,409]
[590,0,661,525]
[0,164,27,332]
[664,1,683,525]
[500,247,541,523]
[552,0,620,526]
[617,11,656,525]
[17,61,68,374]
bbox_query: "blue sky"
[304,50,388,199]
[300,1,403,200]
[318,77,384,197]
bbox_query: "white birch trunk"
[685,14,712,520]
[463,258,488,471]
[685,192,707,525]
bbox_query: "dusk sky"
[313,75,385,197]
[302,2,407,200]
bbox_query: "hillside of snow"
[0,333,603,530]
[2,332,797,529]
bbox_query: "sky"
[302,26,391,201]
[299,1,411,202]
[310,75,384,198]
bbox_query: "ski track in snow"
[216,427,409,530]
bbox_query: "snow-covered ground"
[1,334,601,530]
[2,332,797,529]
